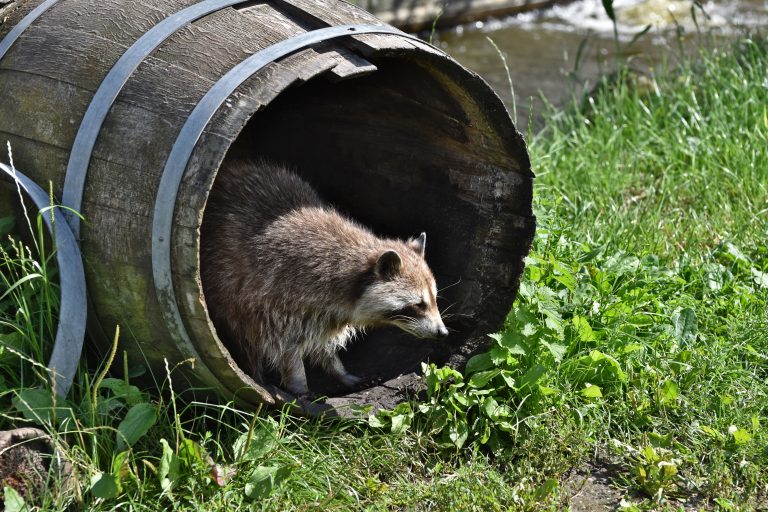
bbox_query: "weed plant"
[1,37,766,511]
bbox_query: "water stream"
[432,0,768,132]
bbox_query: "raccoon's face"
[353,233,449,339]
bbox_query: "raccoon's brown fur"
[200,160,447,396]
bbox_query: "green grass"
[1,37,767,511]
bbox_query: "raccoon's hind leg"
[278,348,310,396]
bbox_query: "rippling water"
[432,0,768,132]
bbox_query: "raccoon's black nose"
[437,326,449,338]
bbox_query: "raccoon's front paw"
[339,373,363,389]
[296,390,321,402]
[363,376,384,387]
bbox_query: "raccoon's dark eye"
[416,299,427,311]
[390,304,420,318]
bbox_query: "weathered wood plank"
[0,69,92,150]
[322,45,378,80]
[32,0,195,46]
[234,4,378,81]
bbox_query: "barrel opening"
[203,54,519,401]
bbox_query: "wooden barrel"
[0,0,534,415]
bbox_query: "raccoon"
[200,160,448,397]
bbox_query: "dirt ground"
[563,460,627,511]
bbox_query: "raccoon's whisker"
[439,301,458,316]
[438,277,462,294]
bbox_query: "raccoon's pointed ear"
[409,232,426,258]
[374,250,402,279]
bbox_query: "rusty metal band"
[0,164,87,398]
[0,0,60,61]
[62,0,248,238]
[151,23,419,373]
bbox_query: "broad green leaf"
[589,266,611,293]
[90,472,119,499]
[448,420,469,448]
[116,403,157,451]
[465,352,494,374]
[699,425,723,439]
[538,385,558,396]
[544,316,564,335]
[489,345,511,366]
[752,268,768,288]
[648,431,673,448]
[641,445,657,461]
[659,380,679,405]
[434,366,463,383]
[424,363,440,395]
[469,369,499,389]
[99,378,143,406]
[572,316,596,342]
[111,451,131,489]
[482,396,498,417]
[499,371,515,389]
[245,465,291,499]
[13,388,67,425]
[481,422,491,445]
[622,343,644,354]
[234,420,278,460]
[581,384,603,398]
[714,498,736,511]
[451,392,470,407]
[500,331,528,356]
[541,341,567,363]
[482,397,509,420]
[391,402,414,415]
[552,260,576,291]
[575,350,627,384]
[592,350,627,382]
[521,322,537,337]
[390,413,411,434]
[3,486,26,512]
[659,460,678,480]
[368,415,385,428]
[673,350,692,363]
[628,313,654,327]
[179,438,206,469]
[731,428,751,446]
[517,364,545,392]
[127,364,147,379]
[158,438,179,493]
[245,466,278,499]
[527,263,543,282]
[672,307,697,343]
